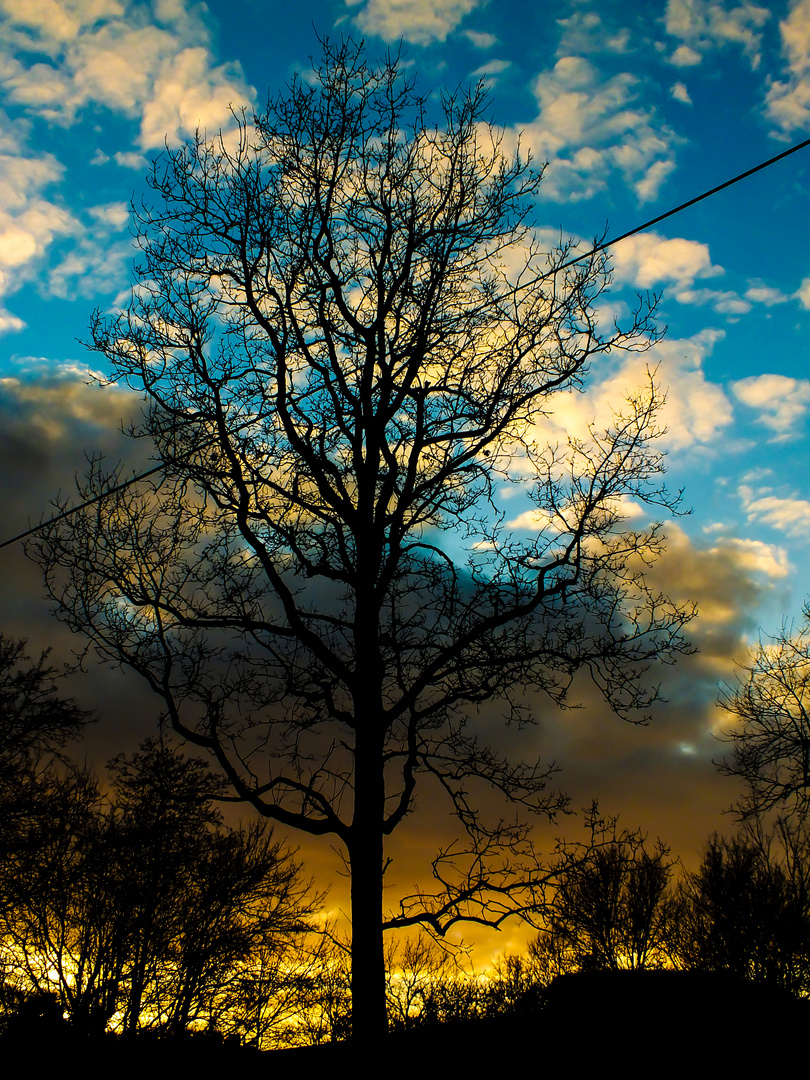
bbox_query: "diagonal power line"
[0,464,167,552]
[546,135,810,280]
[3,133,810,554]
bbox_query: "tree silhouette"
[0,741,317,1038]
[0,635,89,771]
[0,765,118,1034]
[533,808,673,974]
[0,635,91,1020]
[33,39,692,1039]
[718,605,810,821]
[670,832,810,994]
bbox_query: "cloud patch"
[796,274,810,308]
[469,58,511,85]
[554,9,632,56]
[346,0,484,45]
[664,0,771,68]
[610,235,791,317]
[0,0,254,149]
[611,232,723,290]
[0,134,78,331]
[744,281,790,306]
[732,373,810,435]
[766,0,810,132]
[515,56,678,203]
[530,329,733,454]
[739,483,810,537]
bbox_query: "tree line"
[0,681,319,1044]
[5,764,809,1045]
[2,633,810,1048]
[382,808,810,1033]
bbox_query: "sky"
[2,0,810,959]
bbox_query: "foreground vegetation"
[3,629,810,1050]
[3,748,809,1049]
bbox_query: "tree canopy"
[719,604,810,821]
[0,635,89,772]
[33,39,693,1039]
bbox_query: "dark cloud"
[0,370,160,756]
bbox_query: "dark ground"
[4,971,803,1075]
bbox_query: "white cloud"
[0,0,257,323]
[634,159,677,202]
[530,329,733,454]
[516,57,678,203]
[0,136,79,331]
[670,43,703,65]
[114,149,148,169]
[470,58,511,78]
[460,28,496,49]
[705,536,791,579]
[732,373,810,434]
[0,122,137,324]
[506,508,558,532]
[0,0,124,44]
[554,10,631,56]
[507,496,645,533]
[671,81,692,103]
[780,0,810,71]
[643,331,735,449]
[740,467,774,483]
[739,485,810,537]
[0,0,255,149]
[665,0,771,67]
[674,287,751,314]
[744,281,790,306]
[89,201,129,227]
[47,234,133,299]
[610,232,723,290]
[612,247,786,317]
[0,306,24,333]
[347,0,484,45]
[766,0,810,131]
[797,276,810,308]
[46,197,133,300]
[139,45,250,148]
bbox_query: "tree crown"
[33,41,692,962]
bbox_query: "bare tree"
[0,740,317,1037]
[718,605,810,821]
[0,635,89,772]
[0,637,92,964]
[532,807,673,974]
[385,933,458,1031]
[32,40,692,1040]
[670,832,810,994]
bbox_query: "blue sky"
[2,0,810,937]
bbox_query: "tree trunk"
[349,723,387,1044]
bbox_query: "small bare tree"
[718,605,810,821]
[0,740,317,1037]
[33,40,692,1040]
[670,832,810,993]
[0,635,89,772]
[532,807,674,974]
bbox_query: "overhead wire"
[542,135,810,281]
[2,133,810,554]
